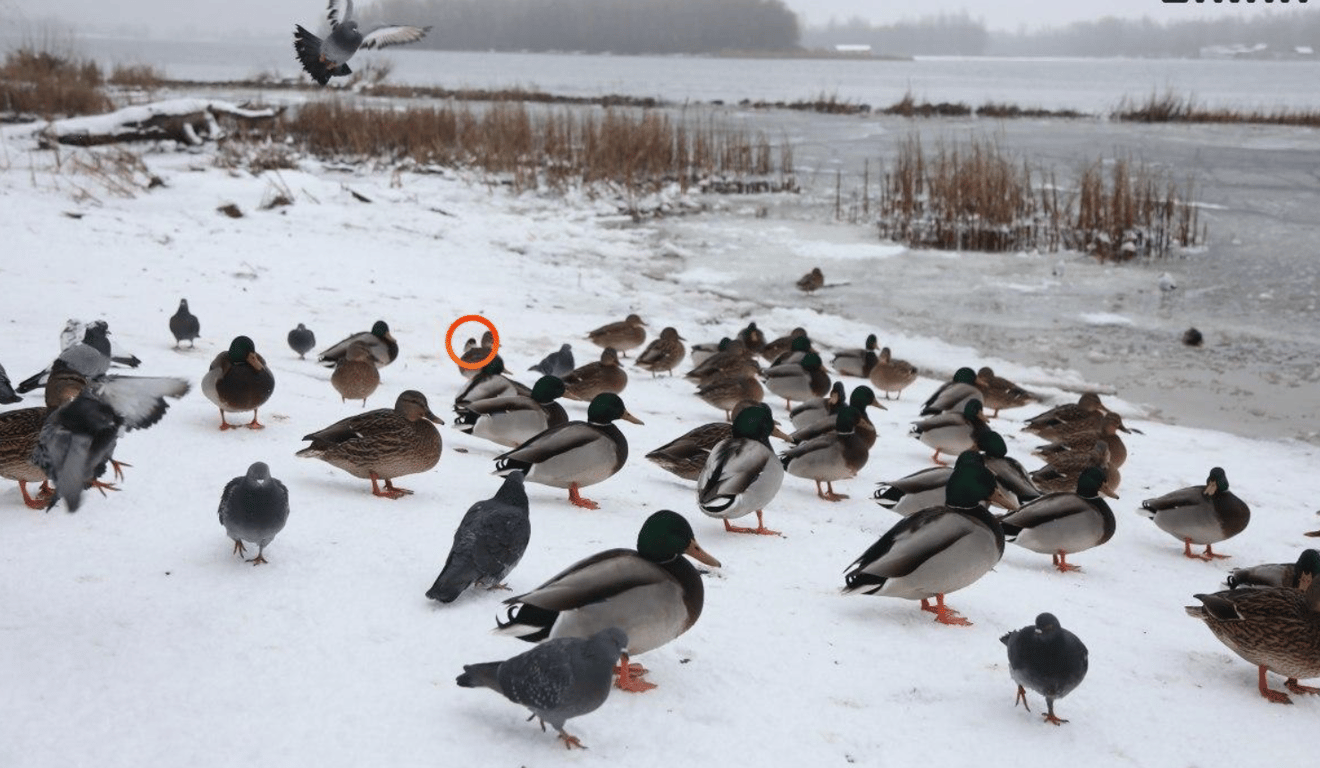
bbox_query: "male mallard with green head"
[1141,467,1250,560]
[454,375,568,449]
[318,320,398,368]
[697,403,785,535]
[999,466,1117,573]
[781,405,870,501]
[202,335,275,430]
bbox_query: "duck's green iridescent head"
[227,335,257,363]
[975,429,1008,459]
[731,402,775,441]
[531,375,566,403]
[482,355,506,376]
[587,392,643,425]
[637,510,721,567]
[834,405,861,434]
[801,352,823,370]
[865,333,878,349]
[1205,466,1229,495]
[790,335,812,353]
[371,320,391,339]
[848,386,877,409]
[962,399,984,419]
[945,450,996,507]
[1295,549,1320,577]
[952,367,977,384]
[1076,466,1109,498]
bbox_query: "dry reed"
[1114,90,1320,127]
[0,46,112,119]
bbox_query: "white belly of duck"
[1014,512,1107,555]
[1149,505,1229,545]
[549,580,688,656]
[861,514,1001,600]
[473,409,548,448]
[526,436,620,489]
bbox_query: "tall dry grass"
[1114,90,1320,127]
[0,46,112,118]
[876,134,1200,260]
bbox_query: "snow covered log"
[39,99,283,148]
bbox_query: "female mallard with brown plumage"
[1022,393,1113,441]
[1031,411,1129,469]
[635,327,686,377]
[868,347,919,401]
[586,314,646,358]
[1186,548,1320,704]
[202,335,275,430]
[297,390,443,499]
[562,347,628,401]
[696,371,763,421]
[976,366,1039,418]
[331,340,381,406]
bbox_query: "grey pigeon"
[169,299,200,348]
[294,0,430,86]
[31,362,190,512]
[288,323,317,359]
[0,362,20,404]
[59,319,142,369]
[528,343,574,378]
[1001,612,1089,725]
[456,626,628,750]
[218,462,291,565]
[426,471,530,603]
[18,321,113,392]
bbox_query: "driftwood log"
[39,99,283,148]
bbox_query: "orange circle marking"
[445,315,500,370]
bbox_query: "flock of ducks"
[2,303,1318,748]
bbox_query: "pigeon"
[1001,613,1089,725]
[456,626,628,750]
[18,321,114,392]
[58,319,141,369]
[218,462,291,565]
[288,323,317,359]
[294,0,431,86]
[0,362,20,404]
[168,299,200,348]
[426,471,530,603]
[31,362,190,512]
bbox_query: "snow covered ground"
[1,131,1318,767]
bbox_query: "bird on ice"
[293,0,431,86]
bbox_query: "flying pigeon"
[288,323,317,359]
[528,343,574,379]
[426,471,530,603]
[218,462,291,565]
[456,626,628,749]
[169,299,200,348]
[294,0,431,86]
[0,362,20,404]
[1000,612,1089,725]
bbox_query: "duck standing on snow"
[492,392,641,510]
[458,331,496,379]
[297,390,443,499]
[832,334,879,378]
[586,314,646,358]
[1001,613,1089,725]
[868,347,919,400]
[427,471,531,603]
[635,327,686,377]
[788,381,844,431]
[218,461,290,566]
[454,356,531,407]
[781,405,870,502]
[1140,466,1250,560]
[497,510,720,691]
[318,320,398,368]
[330,340,381,405]
[168,299,200,349]
[1228,548,1319,590]
[1185,548,1320,704]
[1022,392,1111,441]
[998,466,1116,573]
[760,327,807,363]
[975,366,1038,417]
[294,0,430,86]
[764,352,830,410]
[919,366,982,416]
[645,400,768,482]
[203,336,276,430]
[561,347,627,401]
[843,450,1004,626]
[697,403,785,535]
[911,398,988,466]
[454,375,568,449]
[287,323,316,359]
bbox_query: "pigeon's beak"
[685,539,721,568]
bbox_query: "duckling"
[635,327,686,377]
[586,314,646,358]
[781,405,870,501]
[697,403,785,535]
[202,335,275,430]
[919,366,982,416]
[493,392,642,510]
[998,466,1116,572]
[976,366,1039,418]
[832,334,879,378]
[562,347,628,401]
[910,399,988,466]
[331,340,381,406]
[497,509,720,691]
[318,320,398,368]
[296,390,443,499]
[1141,467,1250,560]
[868,347,919,400]
[454,375,569,449]
[844,451,1004,626]
[645,400,767,481]
[1185,548,1320,704]
[764,352,830,410]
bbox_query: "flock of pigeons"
[3,299,1318,749]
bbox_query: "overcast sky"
[3,0,1309,38]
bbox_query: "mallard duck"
[978,430,1042,506]
[497,509,720,691]
[331,340,381,406]
[1021,393,1112,440]
[1031,412,1129,469]
[697,403,785,535]
[976,366,1039,417]
[770,334,814,367]
[455,356,532,407]
[844,450,1004,626]
[789,385,883,449]
[832,334,879,378]
[168,298,200,349]
[454,375,568,449]
[919,367,982,416]
[696,372,763,420]
[287,323,316,359]
[1228,549,1318,590]
[911,399,988,466]
[645,400,768,481]
[685,339,754,384]
[764,352,830,410]
[761,327,807,363]
[0,362,20,404]
[998,466,1116,572]
[1001,613,1089,725]
[635,327,686,377]
[868,347,919,400]
[528,343,574,378]
[1031,462,1121,498]
[687,340,723,368]
[586,314,646,358]
[318,320,398,368]
[788,381,844,430]
[296,390,443,499]
[561,347,627,401]
[1185,548,1320,704]
[781,405,870,501]
[796,266,824,292]
[875,430,1025,516]
[202,335,275,430]
[459,330,496,379]
[493,392,641,509]
[1141,467,1250,560]
[736,322,766,354]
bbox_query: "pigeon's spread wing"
[360,25,430,50]
[94,376,191,431]
[327,0,353,28]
